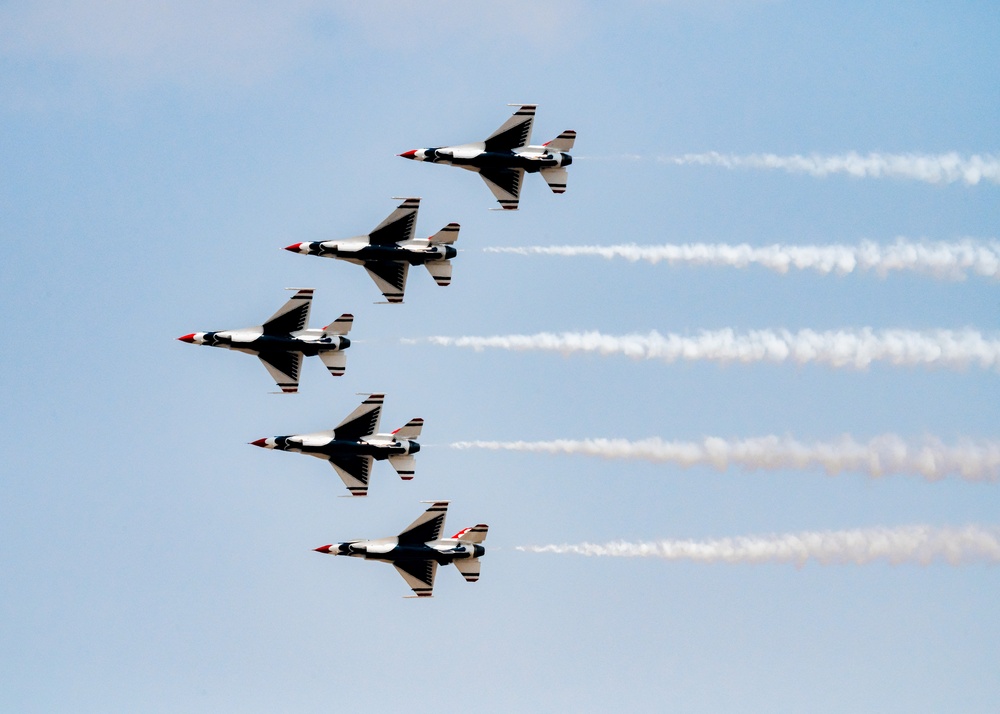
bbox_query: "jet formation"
[250,393,422,497]
[314,501,488,598]
[399,104,576,210]
[284,197,459,304]
[180,105,572,596]
[178,288,352,393]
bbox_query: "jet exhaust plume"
[415,329,1000,371]
[451,436,1000,482]
[662,151,1000,185]
[484,239,1000,280]
[517,525,1000,566]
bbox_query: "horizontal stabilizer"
[428,223,460,245]
[452,524,488,544]
[540,167,568,194]
[388,454,416,481]
[318,350,347,377]
[323,313,353,336]
[544,130,576,152]
[454,558,481,583]
[425,260,453,287]
[393,418,424,440]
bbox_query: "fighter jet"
[398,104,576,210]
[314,501,488,598]
[284,197,459,304]
[250,393,422,497]
[177,288,352,394]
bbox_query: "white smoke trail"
[415,329,1000,371]
[664,151,1000,185]
[484,239,1000,280]
[517,525,1000,566]
[451,436,1000,482]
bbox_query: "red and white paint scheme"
[314,501,489,598]
[399,104,576,210]
[249,393,423,497]
[178,288,352,393]
[284,197,458,304]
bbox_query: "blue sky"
[2,2,998,712]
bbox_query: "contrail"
[663,151,1000,185]
[516,525,1000,566]
[451,435,1000,482]
[484,239,1000,280]
[412,329,1000,370]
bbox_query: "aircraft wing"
[334,393,383,440]
[393,559,437,598]
[397,501,449,545]
[368,197,420,246]
[483,104,535,152]
[478,167,523,210]
[262,288,313,336]
[328,454,373,497]
[257,351,303,394]
[364,261,409,303]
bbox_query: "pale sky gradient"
[2,2,998,712]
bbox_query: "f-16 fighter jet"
[177,288,352,394]
[314,501,488,598]
[284,197,459,304]
[398,104,576,210]
[250,393,422,497]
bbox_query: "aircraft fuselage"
[182,330,350,357]
[416,145,573,173]
[268,435,420,461]
[295,242,457,266]
[332,538,485,564]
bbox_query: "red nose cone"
[177,333,196,343]
[314,545,333,554]
[398,150,417,158]
[284,243,302,252]
[249,438,268,448]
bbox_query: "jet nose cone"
[249,438,268,448]
[177,333,196,343]
[313,545,333,554]
[398,150,417,159]
[284,242,303,252]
